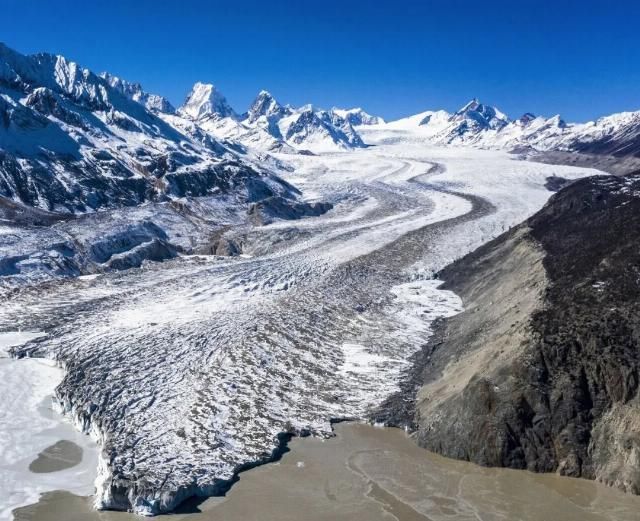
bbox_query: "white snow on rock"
[361,98,640,155]
[179,82,238,121]
[331,107,384,126]
[100,72,175,114]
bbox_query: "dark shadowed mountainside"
[378,173,640,494]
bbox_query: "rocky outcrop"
[401,174,640,493]
[247,197,333,225]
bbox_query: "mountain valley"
[2,41,640,518]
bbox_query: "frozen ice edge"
[20,280,466,518]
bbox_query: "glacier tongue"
[2,142,600,515]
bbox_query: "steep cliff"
[395,174,640,493]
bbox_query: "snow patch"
[390,279,464,335]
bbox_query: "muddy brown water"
[13,423,640,521]
[28,440,83,474]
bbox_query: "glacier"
[2,142,601,515]
[1,41,634,516]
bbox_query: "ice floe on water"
[0,332,98,521]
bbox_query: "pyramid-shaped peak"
[457,98,482,113]
[246,90,287,122]
[518,112,537,126]
[180,82,237,120]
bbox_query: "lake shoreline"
[14,422,640,521]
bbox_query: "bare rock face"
[406,174,640,494]
[212,237,241,256]
[247,196,333,225]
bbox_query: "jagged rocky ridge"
[380,174,640,494]
[100,72,176,114]
[173,85,367,153]
[0,42,292,213]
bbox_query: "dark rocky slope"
[383,174,640,493]
[523,150,640,177]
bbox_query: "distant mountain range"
[173,84,366,153]
[366,98,640,158]
[2,41,640,215]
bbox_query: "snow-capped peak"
[518,112,537,126]
[456,98,481,114]
[246,90,287,123]
[331,107,384,126]
[454,98,509,121]
[546,114,567,128]
[450,98,509,131]
[179,82,237,121]
[272,103,365,152]
[0,43,116,111]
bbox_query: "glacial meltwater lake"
[11,422,640,521]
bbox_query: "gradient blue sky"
[4,0,639,121]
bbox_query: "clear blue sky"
[4,0,640,121]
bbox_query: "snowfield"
[0,139,602,515]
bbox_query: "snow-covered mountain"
[331,107,384,126]
[384,99,522,145]
[447,98,509,133]
[174,86,366,153]
[167,83,288,153]
[246,89,289,123]
[469,108,640,155]
[241,94,367,152]
[363,98,640,158]
[0,43,339,285]
[0,43,302,213]
[566,111,640,157]
[275,104,365,152]
[3,38,639,218]
[178,82,237,121]
[100,72,175,114]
